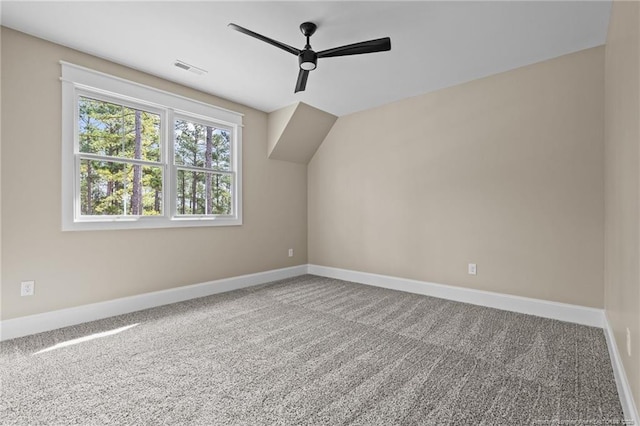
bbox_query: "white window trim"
[61,61,243,231]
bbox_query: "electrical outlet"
[288,248,294,257]
[21,281,35,296]
[627,328,632,357]
[468,263,477,275]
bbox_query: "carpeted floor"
[0,275,625,425]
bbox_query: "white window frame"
[61,61,243,231]
[172,113,236,219]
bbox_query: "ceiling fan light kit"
[299,49,317,71]
[228,21,391,93]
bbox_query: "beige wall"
[604,0,640,411]
[309,47,605,308]
[0,24,3,323]
[0,28,308,320]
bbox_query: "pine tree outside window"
[78,96,163,217]
[174,117,233,216]
[61,62,243,231]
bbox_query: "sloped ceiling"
[268,103,337,164]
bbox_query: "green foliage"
[78,98,232,216]
[79,97,161,215]
[174,119,232,215]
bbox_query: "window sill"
[62,217,242,231]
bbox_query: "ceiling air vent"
[174,60,207,75]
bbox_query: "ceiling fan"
[228,22,391,93]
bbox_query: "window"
[78,96,163,217]
[174,117,232,216]
[61,62,243,230]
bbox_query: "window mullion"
[167,108,176,220]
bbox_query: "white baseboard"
[2,262,635,422]
[3,264,604,340]
[0,265,307,342]
[307,264,605,328]
[604,314,639,425]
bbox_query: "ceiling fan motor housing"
[299,49,317,70]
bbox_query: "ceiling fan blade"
[317,37,391,58]
[228,23,300,56]
[295,69,309,93]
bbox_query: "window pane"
[80,159,163,216]
[176,169,232,215]
[78,97,161,162]
[174,119,231,170]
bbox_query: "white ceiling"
[1,1,611,116]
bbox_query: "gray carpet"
[0,274,625,425]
